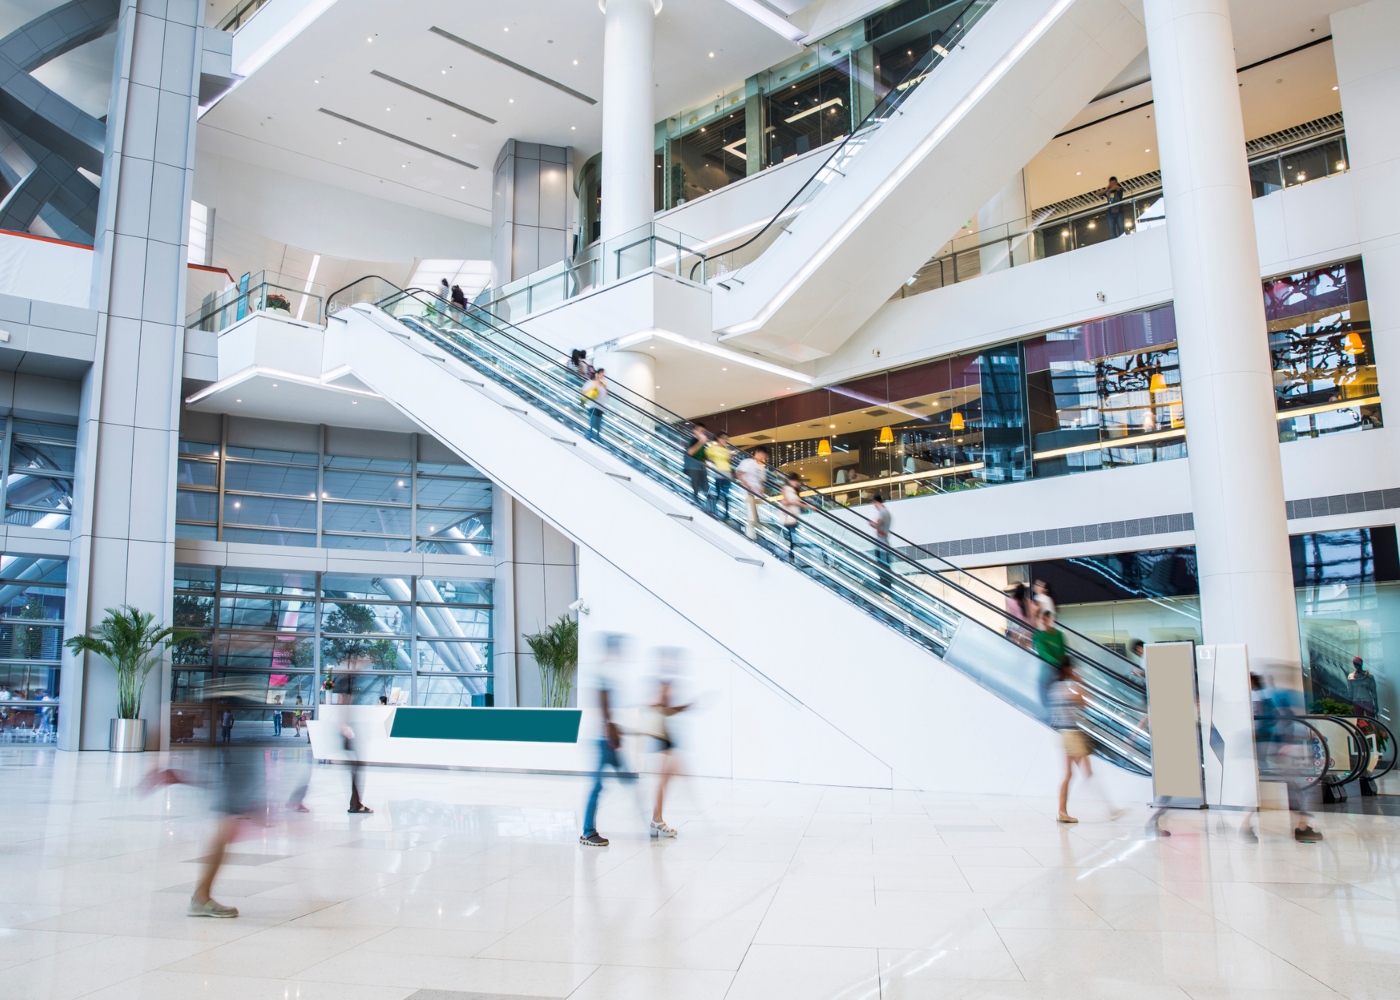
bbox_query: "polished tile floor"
[2,746,1398,999]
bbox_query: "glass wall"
[1010,529,1400,728]
[0,556,66,743]
[698,304,1179,505]
[176,432,493,555]
[1267,259,1381,440]
[700,259,1382,507]
[171,565,493,744]
[665,107,748,207]
[4,419,77,531]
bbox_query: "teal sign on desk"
[390,708,582,743]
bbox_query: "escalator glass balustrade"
[329,280,1151,774]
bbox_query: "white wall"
[193,151,491,267]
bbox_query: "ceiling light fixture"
[719,0,805,41]
[784,96,842,124]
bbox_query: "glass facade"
[651,0,982,213]
[700,259,1380,507]
[1038,530,1400,729]
[4,419,77,531]
[0,555,66,743]
[171,565,493,744]
[698,304,1181,505]
[1267,259,1381,440]
[176,434,493,555]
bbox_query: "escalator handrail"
[687,0,992,283]
[1356,715,1397,781]
[420,290,1144,687]
[333,277,1144,691]
[1301,713,1369,787]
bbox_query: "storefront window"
[666,109,747,207]
[1026,306,1184,478]
[171,565,494,743]
[0,556,66,743]
[765,63,852,166]
[1267,259,1381,440]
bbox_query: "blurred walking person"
[1045,650,1123,825]
[706,431,734,520]
[581,633,634,847]
[645,648,693,838]
[583,368,608,442]
[1005,583,1034,647]
[142,750,268,918]
[735,446,768,540]
[780,474,807,561]
[344,722,373,814]
[684,423,710,507]
[450,283,467,310]
[867,494,893,589]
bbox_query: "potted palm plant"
[524,615,578,708]
[65,606,192,752]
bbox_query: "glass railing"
[474,222,708,324]
[698,0,999,282]
[186,271,326,333]
[219,0,270,31]
[896,130,1350,298]
[330,276,1150,772]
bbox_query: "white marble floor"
[1,747,1397,1000]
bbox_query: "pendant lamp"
[1342,332,1366,356]
[817,438,831,456]
[878,426,894,444]
[949,412,965,432]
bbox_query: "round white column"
[596,348,656,401]
[1145,0,1300,669]
[599,0,658,242]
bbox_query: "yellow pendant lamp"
[1149,372,1167,394]
[878,426,894,444]
[949,412,965,432]
[1342,332,1366,356]
[817,438,831,456]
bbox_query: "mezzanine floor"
[0,747,1397,999]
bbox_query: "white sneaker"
[648,820,677,838]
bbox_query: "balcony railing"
[218,0,270,31]
[186,271,325,332]
[894,124,1349,299]
[474,222,707,325]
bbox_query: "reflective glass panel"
[416,476,492,509]
[322,469,411,504]
[223,495,316,530]
[176,489,217,523]
[223,462,317,497]
[415,674,494,706]
[415,639,492,673]
[222,527,316,547]
[415,578,493,605]
[177,459,217,488]
[322,503,411,536]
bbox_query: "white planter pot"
[109,718,146,752]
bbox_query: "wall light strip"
[803,462,985,496]
[429,26,598,104]
[1275,395,1381,420]
[1032,428,1186,460]
[784,97,843,124]
[610,328,814,383]
[317,108,478,168]
[296,253,321,321]
[718,0,1077,338]
[370,70,498,124]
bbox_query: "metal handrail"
[689,0,992,282]
[333,277,1146,707]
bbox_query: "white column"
[977,171,1028,275]
[1145,0,1300,669]
[62,0,202,750]
[596,348,656,400]
[599,0,658,241]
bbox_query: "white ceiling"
[198,0,804,228]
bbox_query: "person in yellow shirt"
[705,431,734,520]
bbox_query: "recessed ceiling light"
[402,163,407,167]
[1332,85,1338,91]
[314,79,319,83]
[452,133,456,137]
[571,125,576,130]
[271,383,278,388]
[352,400,358,404]
[721,367,727,371]
[573,59,579,65]
[1076,171,1081,175]
[709,52,715,57]
[508,98,514,103]
[235,398,241,403]
[1145,148,1150,152]
[503,26,508,31]
[441,69,447,74]
[337,140,342,144]
[367,37,372,42]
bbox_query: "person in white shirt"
[581,633,632,847]
[867,494,893,588]
[734,446,769,540]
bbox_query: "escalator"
[703,0,1145,361]
[326,279,1152,787]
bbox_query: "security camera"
[568,598,590,615]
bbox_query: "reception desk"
[308,705,589,773]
